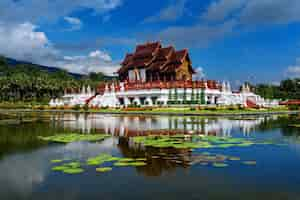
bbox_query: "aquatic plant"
[86,153,120,166]
[289,124,300,128]
[242,161,257,165]
[96,167,113,172]
[51,159,63,163]
[52,161,84,174]
[63,168,84,174]
[132,135,280,150]
[38,133,110,143]
[228,157,241,161]
[212,163,228,168]
[114,161,147,167]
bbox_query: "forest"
[254,79,300,100]
[0,56,114,103]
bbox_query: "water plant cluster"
[289,124,300,128]
[187,152,257,167]
[50,151,258,175]
[38,134,110,143]
[51,153,148,175]
[132,135,277,149]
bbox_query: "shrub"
[36,105,46,110]
[83,104,89,111]
[228,106,238,110]
[288,104,300,110]
[190,107,196,111]
[205,106,217,111]
[72,105,81,111]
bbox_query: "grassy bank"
[0,103,297,116]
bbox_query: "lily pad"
[228,157,241,161]
[51,159,63,163]
[38,133,110,143]
[242,161,257,165]
[114,162,131,167]
[96,167,112,172]
[63,168,84,174]
[212,163,228,168]
[132,135,272,150]
[114,161,147,167]
[52,166,69,171]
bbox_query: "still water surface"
[0,112,300,200]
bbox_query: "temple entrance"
[151,97,158,105]
[118,98,124,106]
[128,97,134,105]
[140,97,146,105]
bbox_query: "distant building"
[50,41,279,108]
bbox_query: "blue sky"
[0,0,300,85]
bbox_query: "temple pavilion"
[49,41,278,108]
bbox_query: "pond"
[0,111,300,200]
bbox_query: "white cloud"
[239,0,300,25]
[156,0,300,49]
[201,0,245,22]
[201,0,300,25]
[287,66,300,77]
[144,0,186,23]
[56,50,120,75]
[0,22,119,75]
[155,20,236,48]
[0,22,58,64]
[0,0,122,26]
[64,16,82,31]
[286,57,300,78]
[193,67,205,80]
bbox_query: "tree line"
[253,79,300,100]
[0,57,115,103]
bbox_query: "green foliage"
[168,88,173,104]
[72,105,81,111]
[254,78,300,100]
[83,104,89,111]
[288,104,300,110]
[191,86,195,102]
[183,87,187,104]
[0,57,112,102]
[38,133,110,143]
[174,87,178,103]
[200,88,206,105]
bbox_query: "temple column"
[145,97,153,106]
[124,97,131,107]
[133,97,141,106]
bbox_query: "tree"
[183,87,187,104]
[191,85,195,104]
[200,88,205,105]
[168,87,173,104]
[174,87,178,104]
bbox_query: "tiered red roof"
[118,41,195,75]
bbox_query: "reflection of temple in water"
[52,114,278,137]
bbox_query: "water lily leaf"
[51,159,63,163]
[52,166,69,171]
[242,161,257,165]
[96,167,112,172]
[212,163,228,168]
[63,168,84,174]
[228,157,241,161]
[38,133,110,144]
